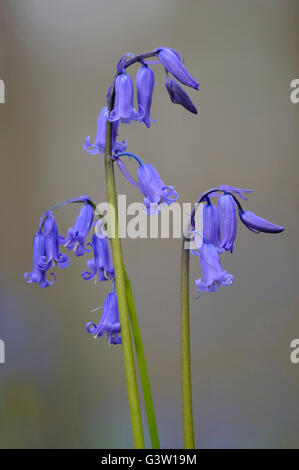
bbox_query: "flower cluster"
[191,186,284,296]
[24,197,120,344]
[26,47,200,343]
[83,47,199,212]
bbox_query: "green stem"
[124,269,160,449]
[104,121,145,449]
[181,238,195,449]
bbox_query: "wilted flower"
[107,72,143,123]
[24,231,56,288]
[86,292,121,345]
[82,232,114,282]
[218,193,237,253]
[136,65,155,127]
[158,47,199,90]
[60,203,94,256]
[41,211,69,269]
[239,210,285,233]
[83,106,127,155]
[193,242,234,296]
[165,76,197,114]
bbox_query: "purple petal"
[165,77,198,114]
[158,47,199,90]
[240,210,285,233]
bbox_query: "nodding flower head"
[115,153,178,214]
[86,292,121,345]
[137,163,178,214]
[239,210,285,233]
[165,76,198,114]
[136,65,155,128]
[60,203,94,257]
[193,242,234,296]
[41,211,69,269]
[82,231,114,282]
[83,106,127,155]
[218,193,238,253]
[24,231,56,288]
[158,47,199,90]
[202,198,221,248]
[106,72,143,123]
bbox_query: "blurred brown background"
[0,0,298,448]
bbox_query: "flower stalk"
[180,186,284,448]
[180,236,195,449]
[104,120,145,449]
[124,269,160,449]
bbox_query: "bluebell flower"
[83,106,127,155]
[136,65,155,127]
[202,198,221,248]
[82,232,114,281]
[239,210,285,233]
[193,242,234,295]
[41,211,69,269]
[218,193,237,253]
[116,153,178,214]
[157,47,199,90]
[86,292,121,345]
[137,163,178,214]
[165,76,198,114]
[24,231,56,288]
[60,203,94,256]
[106,72,143,123]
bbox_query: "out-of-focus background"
[0,0,298,449]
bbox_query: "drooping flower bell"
[193,242,234,296]
[82,232,114,282]
[158,47,199,90]
[116,153,178,214]
[24,231,56,288]
[136,64,155,128]
[218,193,237,253]
[106,72,143,123]
[202,198,221,248]
[86,292,121,345]
[60,203,94,257]
[83,106,127,155]
[239,210,285,233]
[41,211,69,269]
[165,76,198,114]
[137,163,178,214]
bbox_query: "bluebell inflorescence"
[25,47,200,344]
[83,46,199,207]
[190,186,284,296]
[24,196,120,344]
